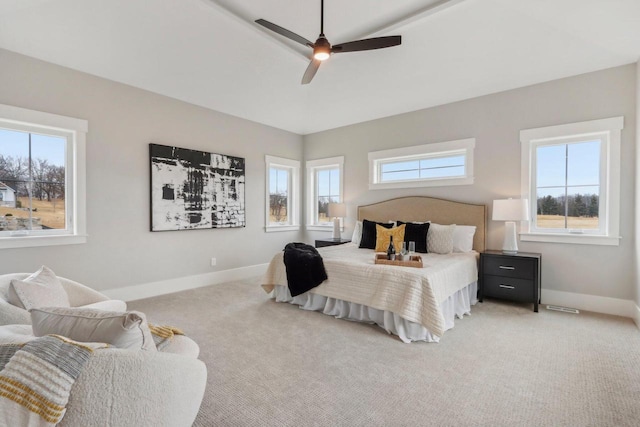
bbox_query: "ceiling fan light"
[313,36,331,61]
[313,50,330,61]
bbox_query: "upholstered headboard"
[357,196,487,252]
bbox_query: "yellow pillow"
[375,224,406,253]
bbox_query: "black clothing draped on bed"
[283,242,328,297]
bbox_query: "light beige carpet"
[129,279,640,427]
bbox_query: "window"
[368,138,475,190]
[265,155,300,232]
[520,116,622,245]
[306,156,343,231]
[0,104,87,249]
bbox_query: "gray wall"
[635,60,640,308]
[304,64,637,301]
[1,48,636,302]
[0,49,304,291]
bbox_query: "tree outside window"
[0,129,66,231]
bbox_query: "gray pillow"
[30,307,157,351]
[8,266,70,310]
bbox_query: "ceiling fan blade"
[255,19,314,48]
[301,59,321,85]
[332,36,401,53]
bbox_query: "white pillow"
[427,223,456,254]
[30,307,157,351]
[453,225,477,253]
[351,221,363,245]
[8,266,70,310]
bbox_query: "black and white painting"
[150,144,245,231]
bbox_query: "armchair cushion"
[0,272,127,326]
[31,307,157,351]
[7,266,70,310]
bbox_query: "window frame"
[520,116,623,246]
[305,156,344,232]
[368,138,475,190]
[265,155,300,232]
[0,103,87,249]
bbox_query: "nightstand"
[479,250,541,312]
[315,238,351,248]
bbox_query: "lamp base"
[502,221,519,253]
[332,218,341,240]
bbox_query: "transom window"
[521,116,622,245]
[0,103,87,249]
[379,153,466,183]
[306,156,343,230]
[369,138,474,190]
[265,155,300,232]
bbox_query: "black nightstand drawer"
[483,256,535,280]
[483,275,535,302]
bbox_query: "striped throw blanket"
[0,335,107,426]
[149,324,184,351]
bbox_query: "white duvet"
[261,243,478,337]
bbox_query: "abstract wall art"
[150,143,245,231]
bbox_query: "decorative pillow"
[427,223,456,254]
[374,224,406,253]
[30,307,157,352]
[8,266,70,310]
[359,219,394,249]
[351,221,363,246]
[396,221,430,253]
[453,225,477,253]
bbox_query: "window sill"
[369,176,473,190]
[306,225,345,232]
[0,234,87,249]
[265,225,300,233]
[520,233,620,246]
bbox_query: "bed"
[261,196,487,342]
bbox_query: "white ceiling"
[0,0,639,135]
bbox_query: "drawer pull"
[499,266,515,270]
[499,284,515,289]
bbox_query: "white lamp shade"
[492,199,530,221]
[328,203,346,218]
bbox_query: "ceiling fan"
[255,0,402,84]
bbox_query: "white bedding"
[261,243,478,339]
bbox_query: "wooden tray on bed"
[374,254,423,268]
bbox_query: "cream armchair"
[0,324,207,427]
[0,273,127,326]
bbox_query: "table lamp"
[492,198,529,254]
[328,202,346,240]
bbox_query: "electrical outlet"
[210,257,217,267]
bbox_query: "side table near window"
[315,238,351,248]
[479,250,541,312]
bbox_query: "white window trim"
[368,138,475,190]
[520,116,623,246]
[265,155,300,232]
[0,104,87,249]
[305,156,344,232]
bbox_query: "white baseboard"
[103,271,640,325]
[542,289,635,318]
[102,263,270,302]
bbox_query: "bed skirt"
[270,281,478,343]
